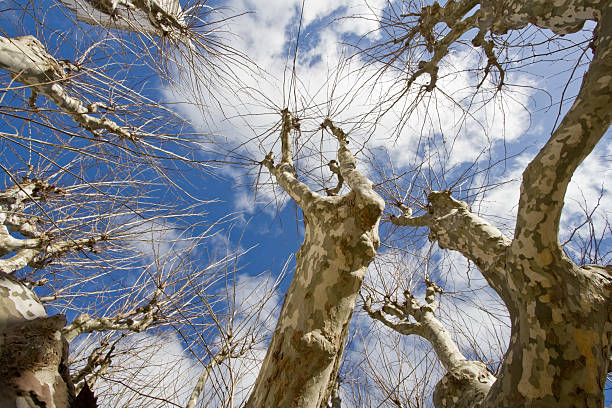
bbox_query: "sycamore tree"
[356,1,611,407]
[240,1,611,408]
[0,0,611,408]
[0,1,278,407]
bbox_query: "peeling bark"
[390,192,511,300]
[0,273,74,408]
[364,281,496,408]
[246,115,384,408]
[387,2,611,406]
[393,191,612,406]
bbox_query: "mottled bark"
[387,1,611,406]
[0,273,74,408]
[0,178,104,407]
[246,114,384,407]
[390,193,511,301]
[364,281,496,408]
[484,4,612,407]
[393,193,611,407]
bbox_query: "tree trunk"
[0,273,73,408]
[483,261,611,407]
[390,2,612,405]
[247,118,384,407]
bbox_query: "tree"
[0,1,274,407]
[348,1,612,407]
[244,1,611,407]
[0,0,610,408]
[246,114,384,407]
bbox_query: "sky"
[1,0,611,406]
[167,1,611,404]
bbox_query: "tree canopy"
[0,0,610,407]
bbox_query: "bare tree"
[1,0,611,407]
[246,113,384,407]
[0,1,271,407]
[350,1,611,407]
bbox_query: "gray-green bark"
[364,281,496,408]
[246,115,384,407]
[386,1,611,406]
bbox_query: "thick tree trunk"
[483,261,611,407]
[247,117,384,407]
[393,190,612,408]
[484,4,612,406]
[389,2,612,406]
[0,273,73,408]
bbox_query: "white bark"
[185,347,237,408]
[0,35,133,139]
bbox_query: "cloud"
[72,332,199,408]
[69,270,284,407]
[168,13,537,221]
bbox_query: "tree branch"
[364,281,467,374]
[321,120,382,210]
[391,191,511,296]
[0,178,101,274]
[62,287,164,341]
[72,336,119,387]
[325,160,343,196]
[60,0,187,38]
[0,35,134,140]
[514,7,612,259]
[263,110,321,210]
[185,346,240,408]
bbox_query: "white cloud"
[77,332,199,408]
[69,271,284,408]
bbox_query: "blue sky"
[1,0,610,406]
